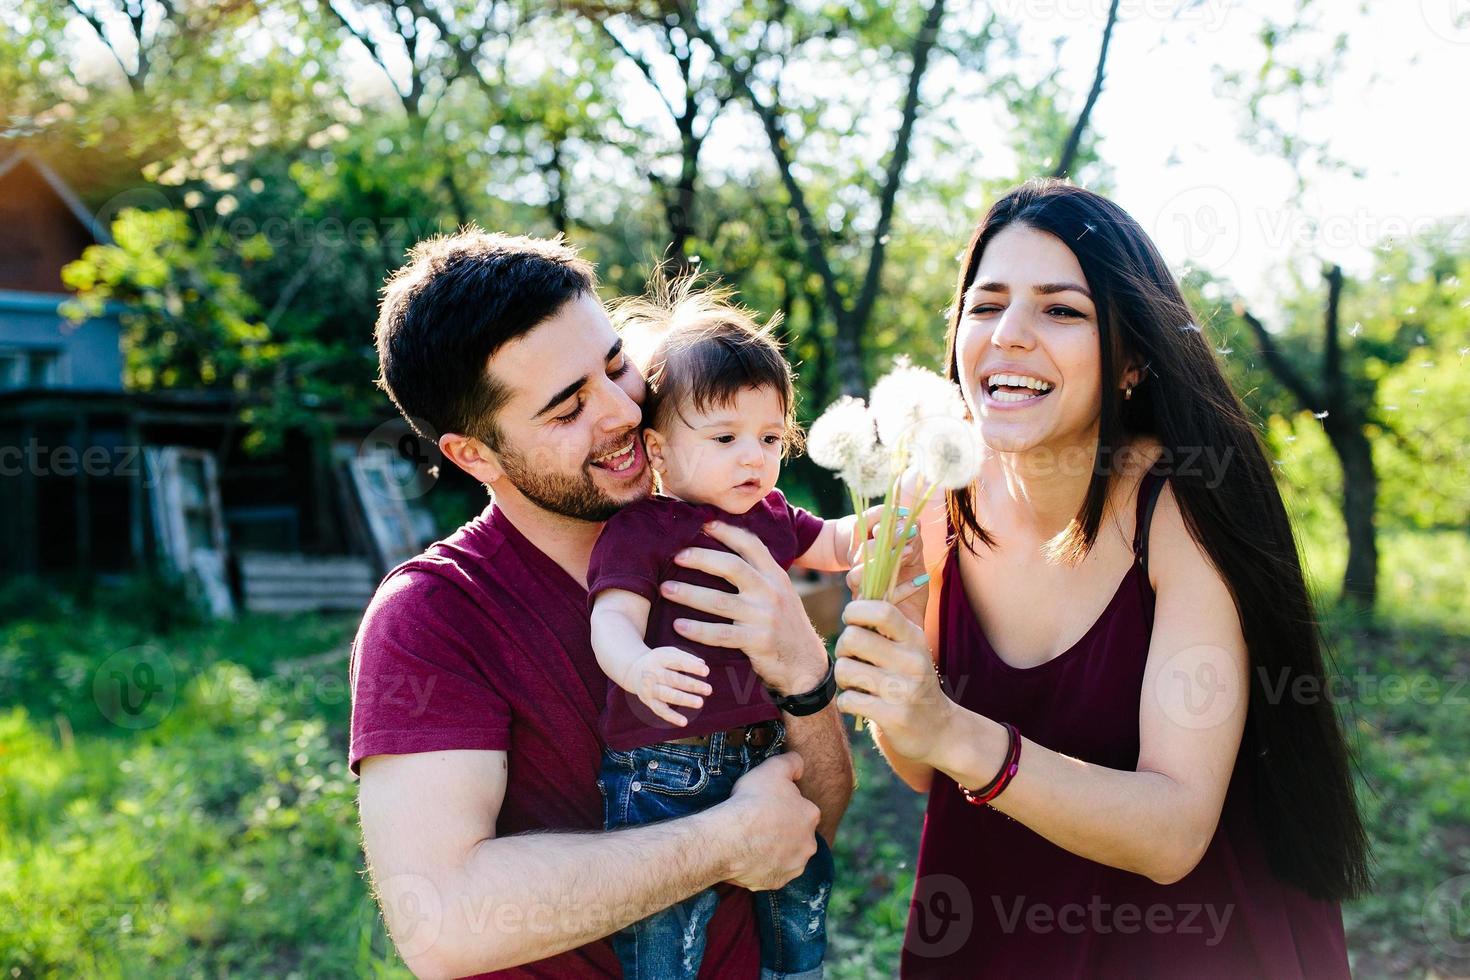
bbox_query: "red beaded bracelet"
[959,722,1021,807]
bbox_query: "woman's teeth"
[593,441,637,471]
[987,373,1054,403]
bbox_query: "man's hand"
[625,645,712,727]
[714,752,820,890]
[659,521,828,696]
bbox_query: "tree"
[1235,266,1380,606]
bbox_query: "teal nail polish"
[911,573,931,588]
[907,525,920,538]
[897,506,910,516]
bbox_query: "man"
[350,230,855,978]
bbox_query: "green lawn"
[0,528,1465,976]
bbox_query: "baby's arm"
[792,514,859,572]
[590,589,714,728]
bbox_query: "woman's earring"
[1124,384,1134,400]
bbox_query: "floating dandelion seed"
[1459,347,1470,359]
[1180,322,1202,333]
[1216,346,1233,355]
[1284,435,1297,443]
[1406,306,1418,315]
[1078,222,1096,240]
[1417,334,1427,345]
[1313,410,1330,420]
[878,234,891,245]
[1349,322,1362,337]
[1384,405,1399,411]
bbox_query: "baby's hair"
[610,273,803,455]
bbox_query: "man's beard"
[495,437,647,523]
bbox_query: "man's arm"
[359,748,819,979]
[659,521,856,844]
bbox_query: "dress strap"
[1132,468,1167,578]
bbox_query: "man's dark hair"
[375,229,598,448]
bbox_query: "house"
[0,150,438,615]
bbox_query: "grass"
[0,526,1465,976]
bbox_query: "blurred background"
[0,0,1465,976]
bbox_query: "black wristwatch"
[769,658,837,716]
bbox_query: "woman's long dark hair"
[944,179,1370,901]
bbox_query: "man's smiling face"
[483,293,653,522]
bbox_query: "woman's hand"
[845,508,930,629]
[833,598,955,765]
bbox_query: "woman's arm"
[836,487,1250,883]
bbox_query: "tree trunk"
[1328,422,1378,607]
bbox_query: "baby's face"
[647,385,787,514]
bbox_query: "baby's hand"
[628,646,713,727]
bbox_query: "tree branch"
[851,0,946,330]
[1053,0,1119,179]
[1236,304,1323,413]
[599,21,680,121]
[68,0,140,90]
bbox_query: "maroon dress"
[901,471,1351,978]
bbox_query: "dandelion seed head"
[807,396,877,472]
[868,356,966,448]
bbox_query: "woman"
[833,180,1369,978]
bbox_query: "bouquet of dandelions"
[808,358,982,726]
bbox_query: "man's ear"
[642,427,667,477]
[439,431,504,484]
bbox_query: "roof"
[0,150,114,245]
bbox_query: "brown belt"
[667,722,778,750]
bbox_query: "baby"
[588,279,856,980]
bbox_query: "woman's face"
[954,223,1105,456]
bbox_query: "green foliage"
[62,208,271,391]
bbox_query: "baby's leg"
[599,741,736,979]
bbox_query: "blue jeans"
[599,720,832,980]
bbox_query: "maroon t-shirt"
[587,489,825,751]
[349,502,761,979]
